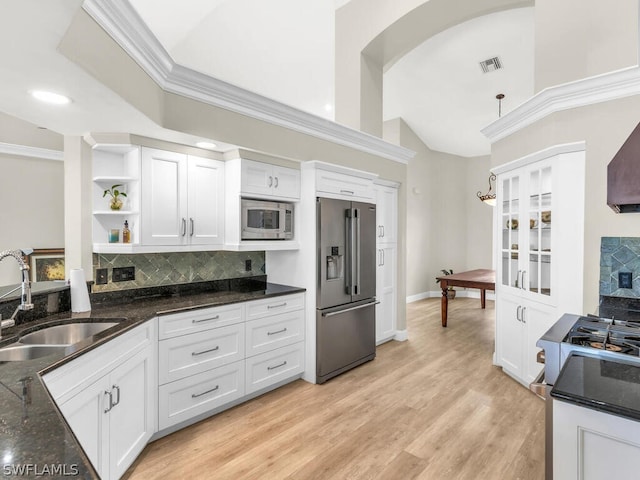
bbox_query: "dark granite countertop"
[0,278,305,479]
[551,353,640,422]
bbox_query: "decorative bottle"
[122,220,131,244]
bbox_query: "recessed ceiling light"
[31,90,71,105]
[196,141,218,150]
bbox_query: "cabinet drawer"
[245,310,304,357]
[245,342,304,395]
[316,170,374,200]
[245,293,304,322]
[159,323,245,385]
[158,304,243,340]
[158,361,244,430]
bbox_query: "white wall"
[0,154,64,285]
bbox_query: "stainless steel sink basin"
[0,344,68,362]
[19,322,119,345]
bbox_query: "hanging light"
[496,93,505,117]
[477,173,496,206]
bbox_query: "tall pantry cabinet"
[494,143,585,386]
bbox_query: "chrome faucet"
[0,249,34,339]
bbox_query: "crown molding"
[482,66,640,143]
[0,142,63,161]
[491,141,586,175]
[82,0,414,164]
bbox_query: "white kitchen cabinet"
[554,399,640,479]
[92,144,141,252]
[141,147,224,247]
[375,182,399,344]
[51,322,156,480]
[245,342,305,395]
[241,159,300,200]
[494,145,585,386]
[497,292,554,384]
[316,168,375,201]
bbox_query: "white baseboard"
[394,329,408,341]
[406,290,495,303]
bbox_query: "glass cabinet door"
[526,165,552,297]
[500,175,520,289]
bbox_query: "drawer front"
[316,170,374,200]
[158,323,245,385]
[158,361,245,430]
[158,304,243,340]
[245,342,304,395]
[245,293,304,322]
[245,310,304,357]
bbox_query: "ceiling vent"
[479,56,503,73]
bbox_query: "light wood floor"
[125,298,545,480]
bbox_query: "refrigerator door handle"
[354,208,361,295]
[322,301,380,317]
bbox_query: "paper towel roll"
[70,268,91,313]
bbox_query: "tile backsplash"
[600,237,640,297]
[93,251,265,292]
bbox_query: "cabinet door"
[108,347,155,480]
[59,377,109,477]
[271,165,300,199]
[141,148,188,245]
[376,186,397,244]
[498,172,523,293]
[187,156,225,245]
[522,301,555,384]
[376,245,396,344]
[496,293,524,379]
[241,159,273,196]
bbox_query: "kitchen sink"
[0,344,68,362]
[19,322,119,346]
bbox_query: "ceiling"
[0,0,534,158]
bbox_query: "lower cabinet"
[376,245,396,344]
[496,292,555,385]
[49,322,156,480]
[156,293,305,433]
[554,399,640,478]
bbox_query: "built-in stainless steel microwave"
[241,198,293,240]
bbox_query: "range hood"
[608,121,640,213]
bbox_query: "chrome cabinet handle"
[340,189,354,195]
[111,385,120,407]
[267,302,287,309]
[267,361,287,371]
[381,225,385,238]
[521,270,527,290]
[192,315,220,324]
[104,390,113,413]
[181,218,187,236]
[192,346,220,356]
[190,217,194,237]
[192,385,219,398]
[274,176,279,188]
[516,305,522,322]
[378,249,383,266]
[522,307,527,323]
[381,249,385,266]
[267,327,287,336]
[268,176,273,187]
[516,270,522,288]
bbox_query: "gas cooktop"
[564,316,640,357]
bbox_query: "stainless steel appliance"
[534,313,640,479]
[316,197,377,384]
[241,198,293,240]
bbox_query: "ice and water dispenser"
[326,246,344,281]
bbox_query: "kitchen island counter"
[0,278,304,479]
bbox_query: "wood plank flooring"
[124,298,545,480]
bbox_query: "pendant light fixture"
[477,173,497,206]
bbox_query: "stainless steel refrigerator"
[316,197,377,384]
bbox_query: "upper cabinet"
[240,159,300,200]
[141,147,224,247]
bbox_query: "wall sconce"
[477,173,496,206]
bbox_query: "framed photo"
[26,249,65,282]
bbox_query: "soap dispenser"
[122,220,131,244]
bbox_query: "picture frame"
[26,248,65,282]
